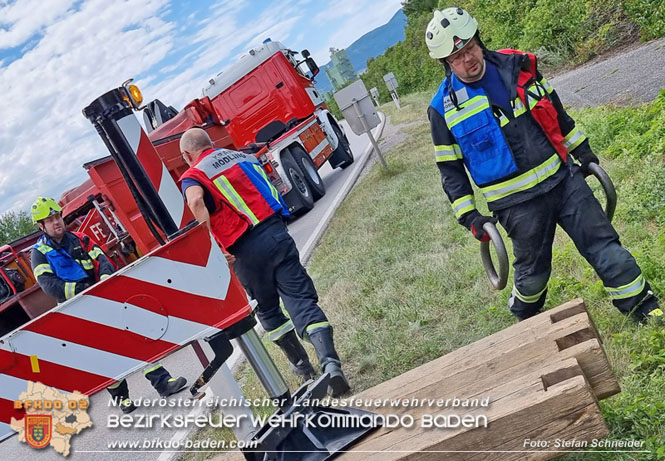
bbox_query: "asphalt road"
[4,34,663,461]
[0,117,385,461]
[550,36,665,108]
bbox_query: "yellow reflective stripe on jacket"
[268,320,295,341]
[451,195,476,219]
[514,93,538,113]
[480,154,561,203]
[563,127,586,151]
[512,284,547,304]
[253,164,281,204]
[35,243,54,254]
[497,111,510,127]
[444,95,490,129]
[213,175,260,225]
[434,144,463,162]
[88,247,104,259]
[64,282,77,300]
[512,98,528,117]
[76,259,94,270]
[539,77,554,94]
[33,263,53,277]
[605,274,645,300]
[100,273,111,280]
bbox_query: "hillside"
[314,9,406,93]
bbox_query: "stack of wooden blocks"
[340,298,619,460]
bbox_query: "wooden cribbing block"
[339,358,608,460]
[354,299,618,403]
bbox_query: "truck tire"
[282,151,314,215]
[330,123,354,169]
[290,146,326,201]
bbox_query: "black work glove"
[468,213,498,242]
[576,151,599,177]
[75,281,91,294]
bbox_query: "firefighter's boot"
[106,379,136,414]
[631,291,663,323]
[144,364,188,398]
[275,330,317,382]
[308,327,350,397]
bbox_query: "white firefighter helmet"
[425,7,478,59]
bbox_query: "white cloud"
[0,0,75,49]
[0,0,174,212]
[0,0,405,214]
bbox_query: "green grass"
[312,91,665,458]
[183,90,665,460]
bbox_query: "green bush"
[364,1,662,99]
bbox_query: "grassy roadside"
[183,90,665,460]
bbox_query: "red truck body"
[0,39,353,337]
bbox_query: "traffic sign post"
[334,80,388,171]
[383,72,401,109]
[369,87,380,107]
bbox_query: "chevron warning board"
[0,223,252,441]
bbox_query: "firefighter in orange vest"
[179,128,350,397]
[425,8,662,322]
[30,197,187,413]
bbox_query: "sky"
[0,0,403,214]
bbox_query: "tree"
[401,0,438,19]
[0,210,38,246]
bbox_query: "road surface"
[0,116,385,461]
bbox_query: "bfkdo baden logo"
[10,382,92,457]
[25,415,52,449]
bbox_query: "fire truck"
[0,39,352,337]
[144,39,354,215]
[0,50,373,454]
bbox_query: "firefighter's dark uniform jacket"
[31,232,114,303]
[428,49,591,229]
[428,49,651,319]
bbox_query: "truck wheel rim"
[300,158,321,185]
[289,168,309,197]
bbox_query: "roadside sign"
[333,80,380,136]
[333,80,387,170]
[383,72,398,91]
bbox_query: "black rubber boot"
[308,327,350,397]
[274,330,317,381]
[159,377,188,398]
[145,365,188,398]
[106,379,136,414]
[631,291,663,323]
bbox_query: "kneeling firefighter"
[30,197,188,413]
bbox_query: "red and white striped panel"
[116,114,192,229]
[0,223,252,441]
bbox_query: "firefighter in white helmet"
[30,197,188,413]
[425,8,662,322]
